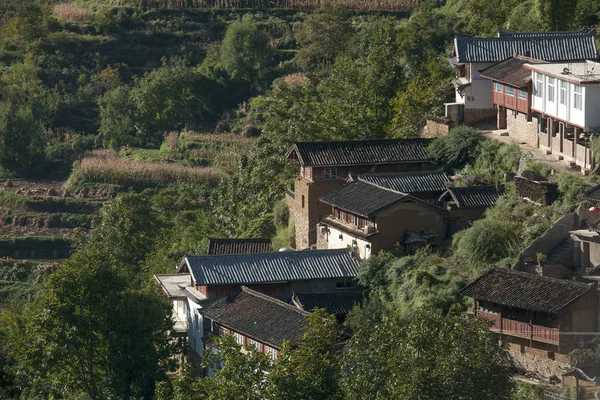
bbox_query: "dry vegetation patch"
[52,4,92,22]
[72,149,226,187]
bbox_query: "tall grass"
[71,150,226,187]
[52,4,93,22]
[0,190,98,214]
[127,0,420,11]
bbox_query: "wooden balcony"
[477,311,559,345]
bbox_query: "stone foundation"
[507,342,570,380]
[506,111,539,147]
[514,176,558,205]
[290,208,309,250]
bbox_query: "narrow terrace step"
[546,238,571,264]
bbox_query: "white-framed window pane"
[547,77,555,102]
[234,332,244,345]
[247,339,259,351]
[219,326,228,336]
[506,86,515,96]
[574,85,582,110]
[494,82,503,93]
[559,81,567,105]
[535,73,543,97]
[265,346,277,360]
[518,89,527,100]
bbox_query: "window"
[323,167,337,179]
[535,73,543,97]
[559,80,567,105]
[305,167,312,179]
[518,89,527,100]
[506,86,515,96]
[494,82,503,93]
[336,280,355,289]
[547,77,555,102]
[574,85,583,110]
[218,326,228,336]
[233,332,244,346]
[265,346,278,360]
[247,339,260,351]
[339,210,345,220]
[301,195,305,209]
[351,214,359,226]
[299,166,304,176]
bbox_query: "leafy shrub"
[523,159,552,180]
[428,126,482,172]
[556,173,587,208]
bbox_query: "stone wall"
[514,176,558,205]
[289,208,309,250]
[422,116,454,138]
[507,111,539,147]
[507,342,571,380]
[445,102,462,125]
[464,107,496,124]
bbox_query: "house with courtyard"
[447,28,596,125]
[461,268,598,379]
[154,248,361,374]
[286,139,436,249]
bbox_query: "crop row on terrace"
[70,149,227,187]
[115,0,420,10]
[0,190,100,215]
[0,237,73,259]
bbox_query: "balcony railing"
[173,319,188,333]
[477,311,559,345]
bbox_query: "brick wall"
[507,342,570,380]
[514,176,558,205]
[506,111,539,147]
[422,117,454,138]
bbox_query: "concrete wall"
[516,212,577,266]
[317,223,372,259]
[506,111,539,147]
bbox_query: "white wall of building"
[321,224,372,259]
[186,298,204,357]
[465,62,495,110]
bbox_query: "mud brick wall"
[515,176,558,205]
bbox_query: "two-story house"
[316,177,448,259]
[286,139,436,250]
[479,56,543,145]
[461,268,598,378]
[447,28,597,125]
[525,60,600,171]
[154,248,360,373]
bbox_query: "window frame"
[559,80,567,105]
[517,89,527,100]
[494,82,503,93]
[218,326,228,337]
[573,84,583,111]
[547,77,555,102]
[233,332,244,346]
[323,167,337,179]
[265,346,277,360]
[247,338,260,351]
[505,86,515,96]
[535,73,543,97]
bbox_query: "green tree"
[294,5,353,72]
[538,0,579,30]
[341,307,514,400]
[428,126,483,172]
[98,86,136,149]
[220,14,273,92]
[0,102,46,175]
[1,244,173,399]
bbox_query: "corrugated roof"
[293,292,365,317]
[319,181,407,217]
[460,269,593,313]
[498,28,594,38]
[479,56,544,87]
[201,287,309,348]
[583,184,600,202]
[208,238,272,255]
[444,185,504,208]
[454,31,597,63]
[288,139,432,167]
[184,249,360,286]
[356,170,449,193]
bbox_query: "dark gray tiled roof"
[479,56,544,87]
[583,184,600,202]
[183,249,360,286]
[498,28,594,38]
[201,287,309,348]
[288,139,432,167]
[356,170,449,194]
[453,31,597,63]
[208,238,272,255]
[293,292,365,317]
[460,269,593,313]
[444,185,504,208]
[319,181,407,217]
